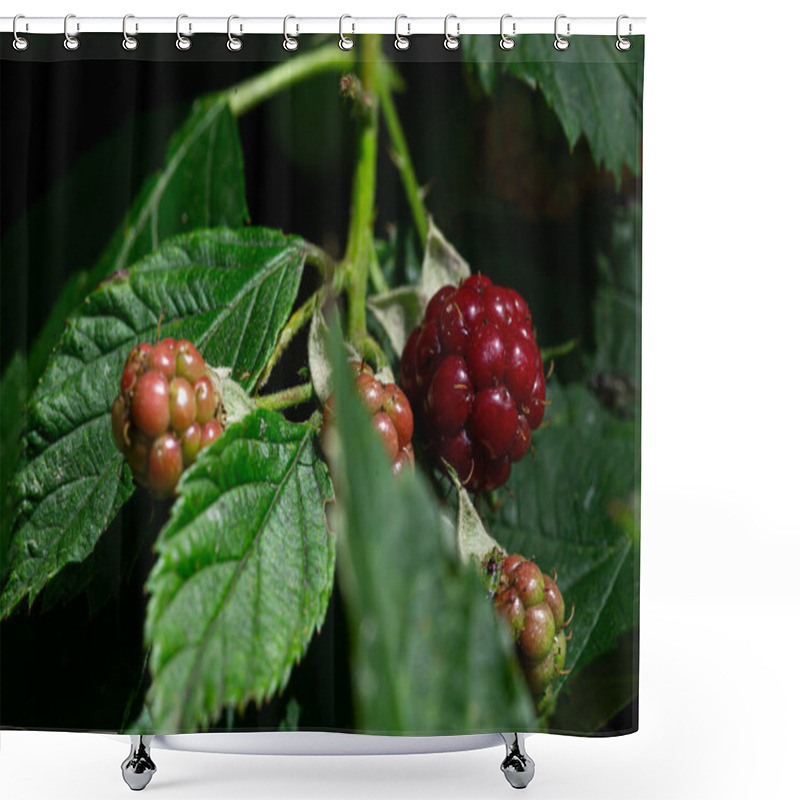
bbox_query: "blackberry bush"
[400,275,547,492]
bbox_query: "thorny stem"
[254,382,314,412]
[343,34,382,346]
[376,63,429,249]
[226,45,355,118]
[256,289,321,392]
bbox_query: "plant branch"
[376,65,428,248]
[226,45,355,118]
[254,382,314,412]
[343,35,382,345]
[256,290,320,392]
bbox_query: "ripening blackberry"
[112,338,224,498]
[322,360,415,476]
[486,551,572,702]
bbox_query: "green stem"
[344,34,382,345]
[226,45,355,118]
[305,243,339,284]
[376,65,428,248]
[256,290,320,392]
[254,382,314,412]
[368,256,390,294]
[540,337,580,363]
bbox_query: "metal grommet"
[554,14,570,51]
[616,14,632,51]
[444,14,460,51]
[227,15,242,51]
[63,13,79,51]
[12,14,29,51]
[339,14,354,50]
[394,14,410,51]
[176,13,191,51]
[122,14,138,51]
[283,15,299,51]
[499,14,515,50]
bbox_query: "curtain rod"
[1,16,646,37]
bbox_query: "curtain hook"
[554,14,570,51]
[283,15,299,51]
[444,14,460,51]
[63,13,80,51]
[394,14,410,51]
[176,13,192,50]
[227,15,242,51]
[122,14,138,51]
[499,14,516,50]
[616,14,632,51]
[12,14,29,51]
[339,14,354,50]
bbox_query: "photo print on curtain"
[0,29,643,738]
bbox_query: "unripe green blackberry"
[484,551,573,704]
[112,338,224,498]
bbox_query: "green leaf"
[1,228,307,619]
[144,410,334,732]
[462,35,643,183]
[366,286,424,357]
[6,93,248,412]
[486,380,639,705]
[0,353,27,576]
[329,321,534,734]
[451,466,502,566]
[0,94,249,577]
[368,219,470,357]
[593,199,642,382]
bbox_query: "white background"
[2,1,799,798]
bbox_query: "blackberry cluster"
[323,361,414,475]
[488,552,570,699]
[400,275,546,492]
[111,339,224,498]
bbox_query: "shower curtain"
[0,28,643,740]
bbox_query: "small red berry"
[426,355,473,438]
[543,574,565,628]
[149,341,176,378]
[181,422,202,466]
[169,378,197,434]
[519,603,556,662]
[200,419,223,449]
[175,340,206,383]
[383,384,413,448]
[131,370,171,438]
[470,385,517,460]
[194,376,218,424]
[514,561,545,606]
[148,434,183,498]
[371,412,400,461]
[355,373,385,415]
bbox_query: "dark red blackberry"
[400,276,546,492]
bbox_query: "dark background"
[0,35,636,734]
